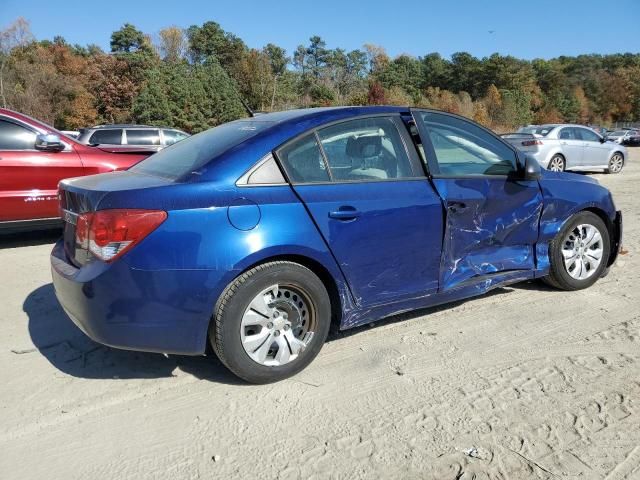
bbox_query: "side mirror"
[600,136,606,143]
[523,154,541,180]
[35,133,65,152]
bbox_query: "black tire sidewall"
[549,212,610,290]
[213,263,331,384]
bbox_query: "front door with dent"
[411,109,543,290]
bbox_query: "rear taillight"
[522,140,543,146]
[75,209,167,262]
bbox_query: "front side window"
[163,129,189,146]
[126,129,160,146]
[576,128,600,142]
[316,117,417,181]
[414,111,517,176]
[277,134,330,183]
[0,119,37,150]
[89,129,123,145]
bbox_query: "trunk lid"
[59,171,176,266]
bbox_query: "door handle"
[329,206,360,220]
[560,141,568,145]
[447,201,468,214]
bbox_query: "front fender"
[535,171,618,275]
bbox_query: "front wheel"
[607,153,624,174]
[548,154,565,172]
[211,261,331,384]
[543,211,610,291]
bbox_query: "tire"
[607,152,624,174]
[211,261,331,384]
[548,154,565,172]
[543,211,610,291]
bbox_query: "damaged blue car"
[51,107,623,383]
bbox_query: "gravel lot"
[1,149,639,480]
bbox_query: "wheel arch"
[208,253,345,342]
[582,206,618,267]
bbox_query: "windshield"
[517,126,552,136]
[130,120,271,180]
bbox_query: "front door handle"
[447,201,468,214]
[329,206,360,220]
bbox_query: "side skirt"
[340,270,535,330]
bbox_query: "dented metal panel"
[432,177,543,290]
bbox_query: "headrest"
[346,135,382,159]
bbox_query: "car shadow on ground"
[25,280,552,383]
[0,229,62,249]
[24,283,245,385]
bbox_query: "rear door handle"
[329,206,360,220]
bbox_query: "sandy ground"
[1,150,640,480]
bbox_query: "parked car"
[61,130,80,139]
[0,108,153,232]
[77,124,190,152]
[51,107,623,383]
[606,129,640,146]
[501,124,626,173]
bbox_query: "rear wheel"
[548,154,565,172]
[543,211,610,291]
[607,153,624,174]
[211,261,331,384]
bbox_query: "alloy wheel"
[561,223,604,280]
[609,154,624,173]
[240,284,316,366]
[549,156,564,172]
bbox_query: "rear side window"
[130,120,272,180]
[0,119,36,150]
[89,129,122,145]
[126,129,160,145]
[559,128,576,140]
[277,134,330,183]
[317,117,417,181]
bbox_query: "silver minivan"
[77,125,190,151]
[502,124,626,174]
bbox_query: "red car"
[0,108,152,232]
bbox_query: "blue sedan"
[51,107,623,383]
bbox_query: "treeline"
[1,17,639,133]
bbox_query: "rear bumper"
[50,240,214,355]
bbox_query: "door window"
[414,111,517,176]
[316,117,417,181]
[162,129,189,146]
[277,134,330,183]
[0,119,37,150]
[89,129,123,145]
[558,128,576,140]
[126,129,160,145]
[576,128,600,142]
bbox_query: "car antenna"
[240,98,255,118]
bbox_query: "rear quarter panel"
[119,185,354,352]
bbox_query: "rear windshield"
[130,120,270,180]
[517,126,552,136]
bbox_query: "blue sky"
[1,0,639,59]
